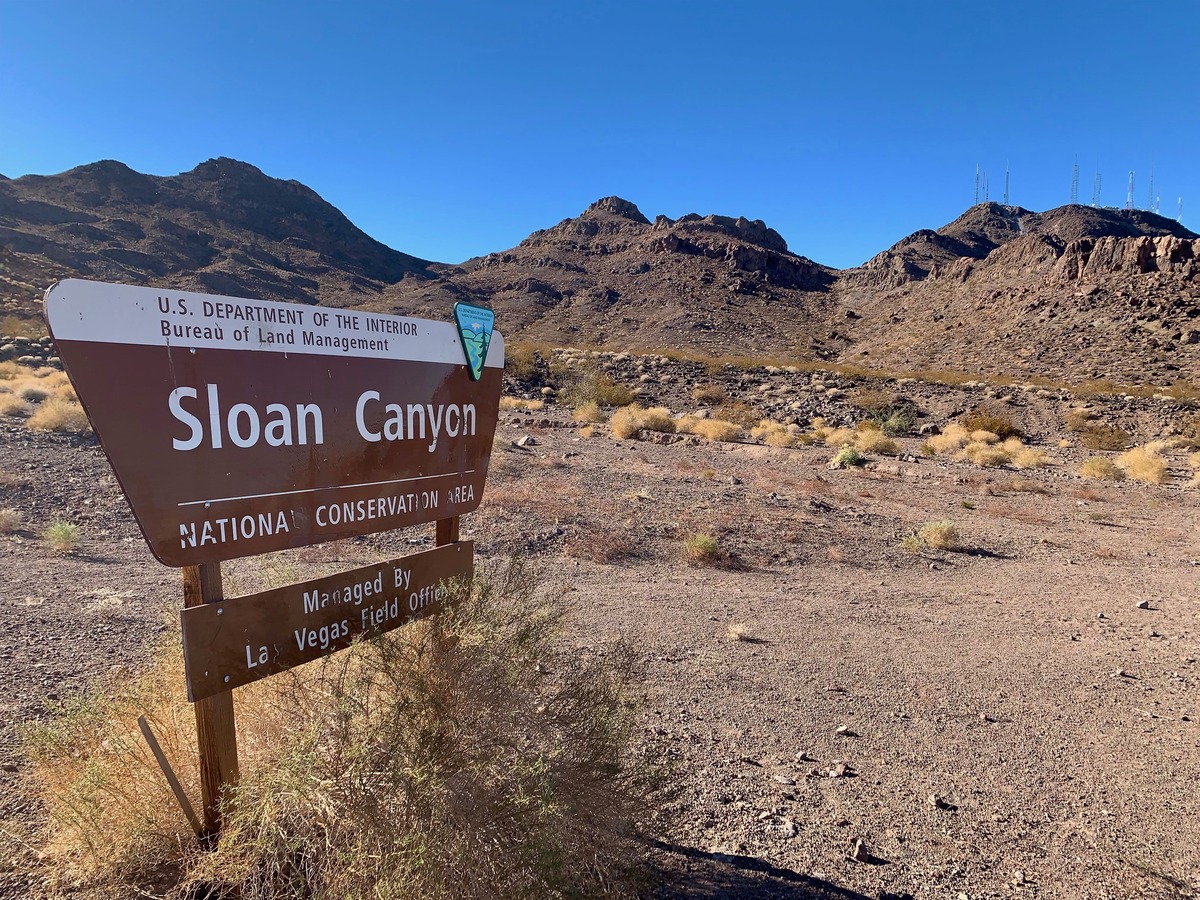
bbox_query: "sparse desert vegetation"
[22,562,653,897]
[42,521,80,552]
[4,347,1200,899]
[917,520,960,550]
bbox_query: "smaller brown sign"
[181,542,473,702]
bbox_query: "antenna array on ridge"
[1092,172,1101,207]
[1070,156,1079,204]
[1126,171,1135,211]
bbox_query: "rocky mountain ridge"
[0,157,431,324]
[2,158,1198,387]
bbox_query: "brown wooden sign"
[181,541,473,701]
[44,279,503,566]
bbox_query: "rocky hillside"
[0,158,432,329]
[838,203,1200,385]
[367,196,839,357]
[3,157,1200,388]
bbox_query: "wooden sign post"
[44,279,503,839]
[183,563,238,835]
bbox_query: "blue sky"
[3,1,1197,268]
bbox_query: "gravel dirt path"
[1,390,1198,899]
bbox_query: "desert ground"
[1,353,1198,899]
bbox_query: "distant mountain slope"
[838,204,1200,385]
[0,158,432,325]
[370,196,840,356]
[3,157,1200,387]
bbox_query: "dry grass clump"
[499,396,546,411]
[0,508,23,535]
[25,561,654,897]
[505,342,543,382]
[822,426,857,448]
[610,405,643,439]
[691,384,726,405]
[42,521,79,552]
[683,532,725,567]
[917,520,960,550]
[749,419,798,448]
[0,392,29,417]
[960,441,1010,467]
[677,417,742,442]
[924,423,971,455]
[27,398,92,433]
[18,384,50,402]
[725,622,754,642]
[572,400,607,424]
[564,525,640,564]
[958,404,1022,439]
[712,400,761,429]
[1011,446,1050,468]
[1064,408,1094,431]
[1116,443,1169,485]
[609,404,675,439]
[853,427,899,455]
[1077,424,1132,451]
[1079,457,1126,481]
[1190,451,1200,471]
[559,365,637,408]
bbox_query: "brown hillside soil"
[1,357,1198,899]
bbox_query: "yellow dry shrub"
[641,407,676,433]
[1011,447,1049,469]
[1116,444,1168,485]
[925,423,971,455]
[0,361,23,380]
[610,405,645,439]
[1079,457,1125,481]
[572,401,606,424]
[609,404,675,439]
[0,508,22,535]
[809,417,831,442]
[0,394,28,417]
[918,520,960,550]
[970,430,1000,444]
[823,427,856,448]
[1189,451,1200,471]
[854,429,899,454]
[960,442,1011,466]
[498,397,545,411]
[686,419,742,442]
[750,420,794,448]
[27,399,91,433]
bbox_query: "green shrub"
[43,521,79,552]
[829,445,865,469]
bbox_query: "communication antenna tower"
[1155,195,1161,215]
[975,164,980,205]
[1070,155,1079,204]
[1126,171,1135,210]
[1004,162,1010,205]
[983,171,989,202]
[1092,172,1102,207]
[1147,164,1155,211]
[1179,197,1184,224]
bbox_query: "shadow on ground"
[649,841,879,900]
